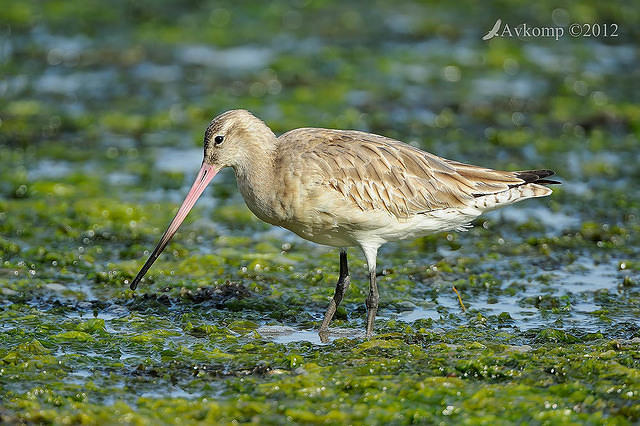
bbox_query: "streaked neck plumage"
[232,125,281,225]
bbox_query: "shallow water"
[256,325,365,345]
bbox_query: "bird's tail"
[472,170,560,211]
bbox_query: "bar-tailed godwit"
[129,110,559,338]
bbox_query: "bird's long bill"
[129,163,218,290]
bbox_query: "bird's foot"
[318,329,330,344]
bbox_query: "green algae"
[1,0,640,424]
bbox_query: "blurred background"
[2,0,638,284]
[1,0,639,205]
[1,0,640,423]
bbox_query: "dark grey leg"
[365,269,379,338]
[319,250,350,334]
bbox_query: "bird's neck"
[232,136,281,225]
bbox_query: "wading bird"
[129,110,559,338]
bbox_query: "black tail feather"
[534,179,561,185]
[512,169,560,186]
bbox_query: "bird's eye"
[214,135,224,146]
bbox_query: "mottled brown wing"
[285,129,531,218]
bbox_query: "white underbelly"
[281,207,481,249]
[371,208,479,241]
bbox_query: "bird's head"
[203,109,276,172]
[128,109,275,290]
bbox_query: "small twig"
[452,285,466,312]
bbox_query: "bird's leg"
[365,269,379,338]
[362,245,379,338]
[319,250,350,334]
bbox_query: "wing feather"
[279,128,556,218]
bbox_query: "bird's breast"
[236,176,283,226]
